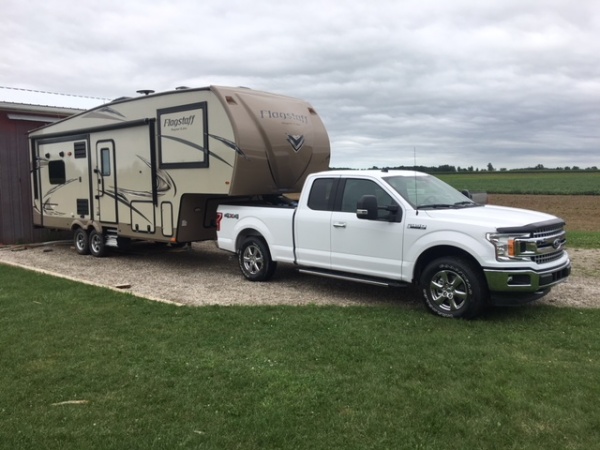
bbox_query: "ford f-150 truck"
[217,170,571,318]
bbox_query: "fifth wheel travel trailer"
[29,86,330,256]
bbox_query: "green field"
[1,264,599,450]
[437,171,600,194]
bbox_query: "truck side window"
[341,179,397,220]
[308,178,335,211]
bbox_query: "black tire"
[420,257,487,319]
[89,229,107,257]
[73,228,90,255]
[238,237,277,281]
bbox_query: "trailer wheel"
[73,228,90,255]
[420,257,487,319]
[89,229,107,257]
[238,237,277,281]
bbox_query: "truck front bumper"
[483,259,572,306]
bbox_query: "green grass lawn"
[1,264,599,450]
[438,171,600,194]
[568,231,600,248]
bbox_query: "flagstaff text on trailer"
[163,114,196,128]
[260,110,308,124]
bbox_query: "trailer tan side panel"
[33,136,91,230]
[213,86,330,195]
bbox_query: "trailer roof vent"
[136,89,155,96]
[175,86,189,90]
[225,96,238,105]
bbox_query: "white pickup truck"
[217,170,571,318]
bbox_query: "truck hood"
[422,205,563,230]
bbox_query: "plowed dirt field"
[489,194,599,232]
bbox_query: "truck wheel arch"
[235,228,269,253]
[413,245,484,286]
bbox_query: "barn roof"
[0,86,109,114]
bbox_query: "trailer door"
[95,141,118,223]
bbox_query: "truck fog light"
[507,274,531,286]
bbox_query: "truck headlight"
[486,233,530,262]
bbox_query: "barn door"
[95,140,118,224]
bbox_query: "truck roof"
[311,169,430,179]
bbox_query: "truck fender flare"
[232,218,275,256]
[406,231,491,282]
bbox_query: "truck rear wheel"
[420,257,487,319]
[238,237,277,281]
[89,229,107,257]
[73,228,90,255]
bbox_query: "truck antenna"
[414,147,419,215]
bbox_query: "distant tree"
[500,168,507,171]
[535,164,545,170]
[572,166,580,170]
[468,166,474,172]
[487,162,495,171]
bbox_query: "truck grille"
[532,224,565,239]
[513,222,567,265]
[533,250,564,265]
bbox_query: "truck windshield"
[383,174,478,209]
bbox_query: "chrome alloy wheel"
[242,242,265,275]
[428,269,468,312]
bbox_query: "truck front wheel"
[420,257,487,319]
[238,237,277,281]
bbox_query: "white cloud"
[2,0,599,169]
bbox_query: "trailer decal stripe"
[207,134,248,160]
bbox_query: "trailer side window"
[100,148,111,176]
[48,161,66,185]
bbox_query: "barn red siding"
[0,111,69,244]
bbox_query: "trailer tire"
[89,230,107,258]
[238,237,277,281]
[420,257,487,319]
[73,228,90,255]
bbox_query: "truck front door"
[330,178,404,280]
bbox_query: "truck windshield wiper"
[417,203,454,210]
[453,201,478,208]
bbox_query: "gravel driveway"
[1,241,598,310]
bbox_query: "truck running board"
[298,268,407,288]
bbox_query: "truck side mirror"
[356,195,378,220]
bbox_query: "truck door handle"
[333,222,347,228]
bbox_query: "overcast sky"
[2,0,599,169]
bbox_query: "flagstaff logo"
[287,134,305,152]
[163,115,195,128]
[260,110,308,124]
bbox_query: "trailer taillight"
[216,213,223,231]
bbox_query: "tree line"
[333,163,599,173]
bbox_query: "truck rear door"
[293,177,338,269]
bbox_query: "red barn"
[0,88,105,244]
